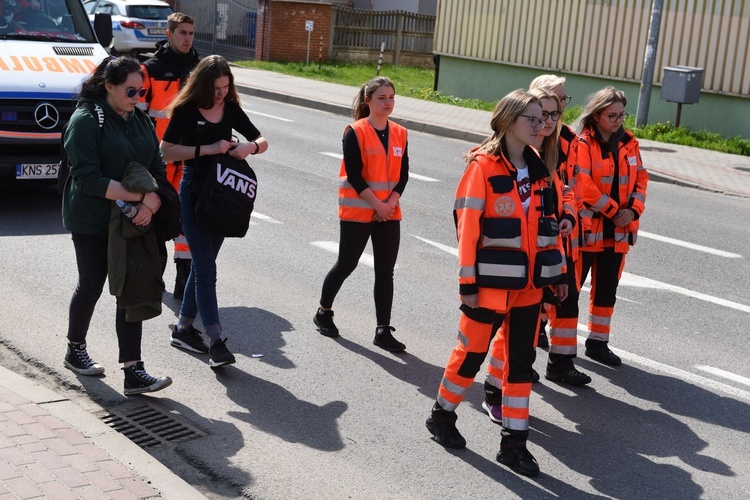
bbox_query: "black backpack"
[191,121,258,238]
[57,102,104,194]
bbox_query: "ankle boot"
[426,402,466,449]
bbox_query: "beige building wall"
[434,0,750,97]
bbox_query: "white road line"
[242,108,293,122]
[319,153,440,182]
[415,235,750,314]
[696,365,750,387]
[251,211,283,224]
[638,230,742,259]
[311,241,374,268]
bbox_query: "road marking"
[251,211,283,224]
[242,108,293,122]
[696,365,750,387]
[638,230,742,258]
[320,153,440,181]
[311,241,374,267]
[415,235,750,314]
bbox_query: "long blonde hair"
[528,87,561,175]
[467,89,541,163]
[572,86,627,135]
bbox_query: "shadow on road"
[0,184,67,236]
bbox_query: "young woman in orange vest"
[572,87,648,366]
[426,90,568,477]
[314,76,409,353]
[529,76,593,386]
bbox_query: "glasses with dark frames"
[518,114,546,129]
[559,95,572,105]
[541,110,562,122]
[124,87,147,98]
[607,112,629,123]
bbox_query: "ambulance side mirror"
[94,13,112,48]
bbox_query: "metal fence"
[332,7,435,63]
[174,0,257,60]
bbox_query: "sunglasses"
[124,87,147,98]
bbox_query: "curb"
[0,365,204,500]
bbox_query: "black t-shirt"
[163,100,261,169]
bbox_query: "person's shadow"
[534,359,734,499]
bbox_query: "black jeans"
[68,233,142,363]
[319,220,400,326]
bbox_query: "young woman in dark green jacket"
[62,55,172,395]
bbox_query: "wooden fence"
[331,7,435,66]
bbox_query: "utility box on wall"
[661,66,704,104]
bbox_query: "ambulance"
[0,0,112,185]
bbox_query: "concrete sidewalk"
[231,66,750,198]
[0,365,203,499]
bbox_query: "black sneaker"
[209,338,236,368]
[173,258,191,300]
[585,339,622,366]
[122,362,172,395]
[313,309,339,338]
[545,366,592,386]
[64,342,105,376]
[426,402,466,449]
[497,447,540,477]
[170,324,208,354]
[373,326,406,352]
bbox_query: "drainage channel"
[97,401,207,451]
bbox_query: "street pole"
[636,0,665,127]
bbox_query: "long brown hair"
[572,86,627,135]
[351,76,395,120]
[168,55,239,115]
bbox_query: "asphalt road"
[1,95,749,499]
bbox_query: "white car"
[83,0,172,54]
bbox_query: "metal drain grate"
[98,402,207,451]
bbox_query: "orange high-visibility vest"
[338,119,407,222]
[578,127,649,253]
[558,124,585,265]
[455,148,566,310]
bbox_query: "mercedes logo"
[34,103,60,130]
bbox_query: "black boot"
[585,339,621,366]
[537,320,549,349]
[173,258,191,300]
[426,402,466,449]
[497,447,540,477]
[546,354,591,386]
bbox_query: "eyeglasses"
[518,114,546,129]
[541,110,561,122]
[607,112,629,123]
[559,95,572,105]
[124,87,147,98]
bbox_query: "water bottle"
[116,199,137,219]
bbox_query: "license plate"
[148,28,165,35]
[16,163,59,179]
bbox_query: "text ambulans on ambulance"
[0,0,112,184]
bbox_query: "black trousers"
[319,220,400,326]
[68,233,142,363]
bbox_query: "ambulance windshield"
[0,0,96,42]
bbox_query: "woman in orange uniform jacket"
[426,90,568,477]
[313,76,409,352]
[573,86,648,367]
[529,76,593,387]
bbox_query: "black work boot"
[497,447,540,477]
[426,402,466,449]
[173,258,191,300]
[537,320,549,349]
[546,354,591,386]
[585,339,621,366]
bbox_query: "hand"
[612,208,634,227]
[209,140,233,156]
[142,192,161,213]
[373,201,394,222]
[460,293,478,308]
[132,204,152,226]
[228,142,253,160]
[554,284,569,303]
[559,218,573,237]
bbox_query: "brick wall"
[257,1,332,62]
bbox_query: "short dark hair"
[167,12,195,33]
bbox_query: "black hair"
[79,55,143,98]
